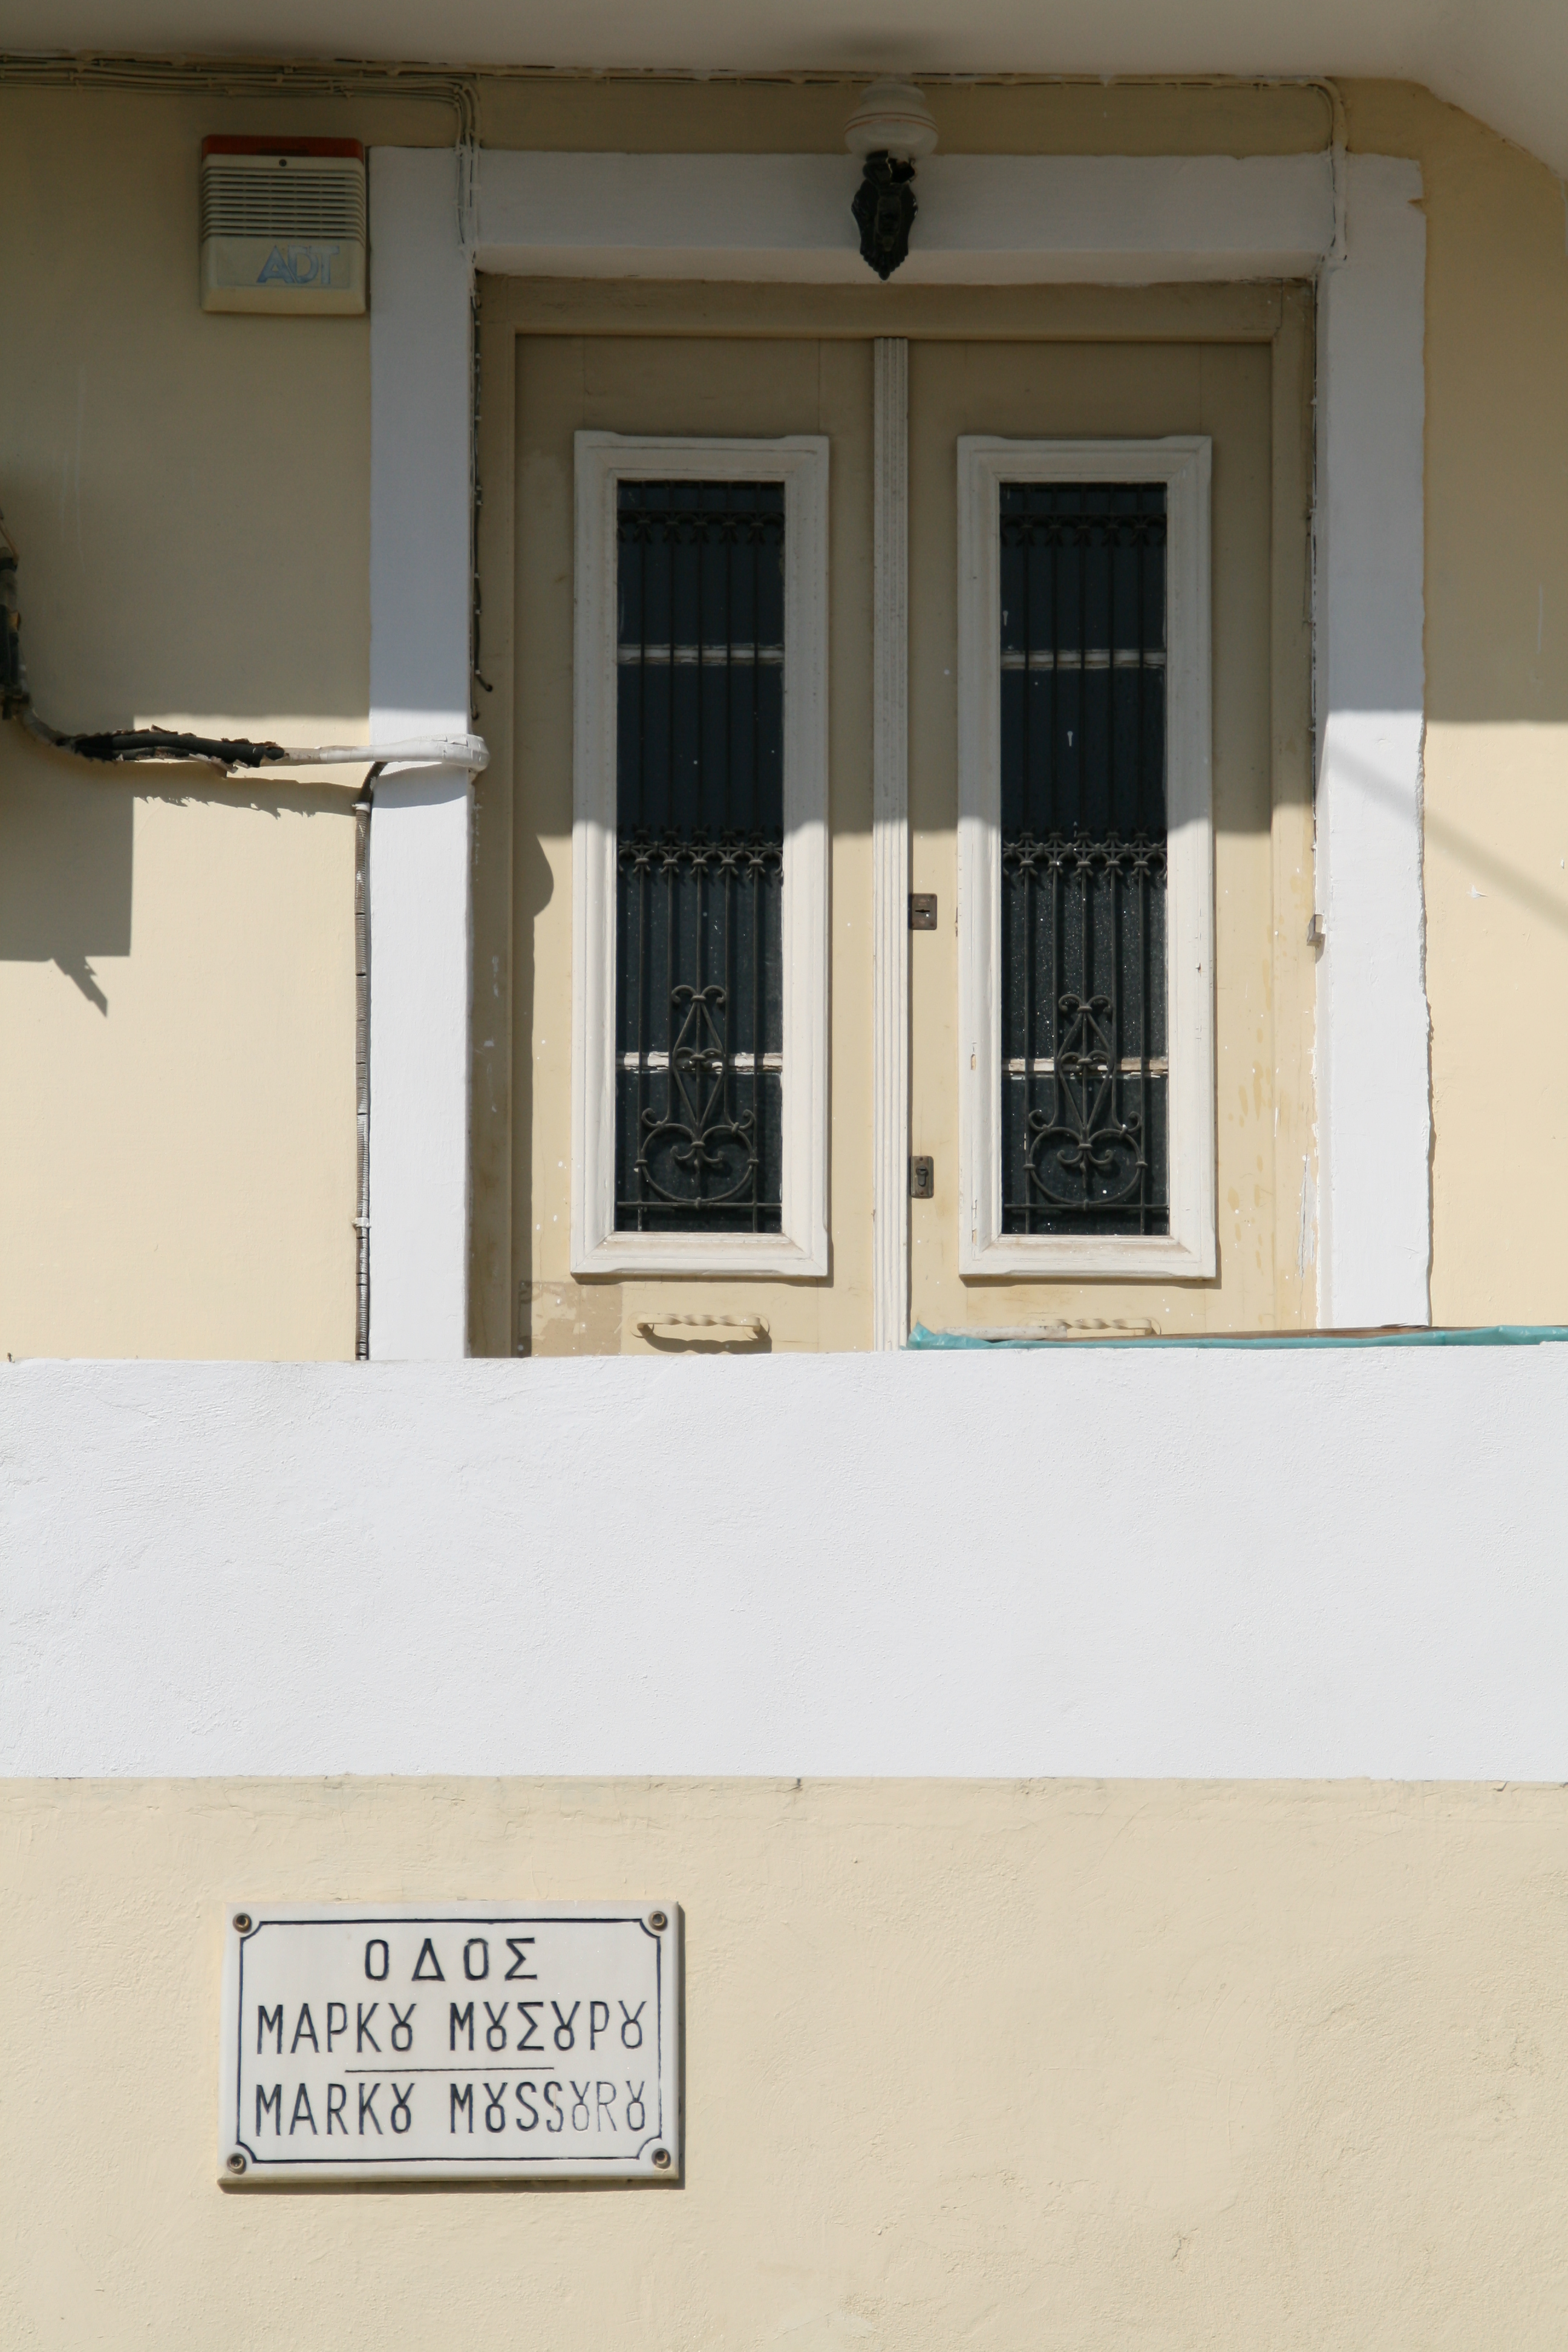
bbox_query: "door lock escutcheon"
[910,1155,935,1200]
[909,893,938,930]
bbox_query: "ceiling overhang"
[7,4,1568,181]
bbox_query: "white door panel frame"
[571,432,831,1279]
[370,145,1428,1350]
[871,339,911,1351]
[956,435,1214,1280]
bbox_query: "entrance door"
[502,325,876,1356]
[475,284,1313,1354]
[907,331,1307,1337]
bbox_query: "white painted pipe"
[296,736,489,770]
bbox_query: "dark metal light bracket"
[852,152,918,281]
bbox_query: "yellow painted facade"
[5,1774,1568,2346]
[5,65,1567,2352]
[2,77,1567,1352]
[1348,83,1568,1326]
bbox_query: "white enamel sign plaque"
[218,1903,680,2183]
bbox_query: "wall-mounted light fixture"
[846,80,938,280]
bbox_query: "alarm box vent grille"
[200,138,367,315]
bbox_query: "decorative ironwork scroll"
[614,483,786,1233]
[998,484,1171,1235]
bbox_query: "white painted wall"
[7,1346,1567,1782]
[368,147,474,1359]
[1315,157,1431,1328]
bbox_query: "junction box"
[200,136,367,315]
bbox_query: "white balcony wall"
[5,1345,1567,1781]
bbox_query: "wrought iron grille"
[615,480,785,1232]
[999,482,1169,1235]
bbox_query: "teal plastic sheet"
[907,1322,1568,1351]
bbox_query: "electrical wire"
[16,708,488,777]
[0,52,1348,263]
[0,51,479,143]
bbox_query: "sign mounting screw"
[652,2147,671,2169]
[648,1911,667,1932]
[232,1912,252,1933]
[227,2152,247,2174]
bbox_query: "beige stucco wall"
[3,74,1566,1351]
[4,1774,1567,2347]
[1343,84,1568,1325]
[0,88,433,1358]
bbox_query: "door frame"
[368,145,1428,1354]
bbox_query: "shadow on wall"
[0,728,362,1013]
[1412,88,1568,935]
[1332,725,1568,939]
[0,730,131,1011]
[0,93,375,1015]
[1423,791,1568,935]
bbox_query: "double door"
[475,282,1313,1354]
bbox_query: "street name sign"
[218,1903,681,2183]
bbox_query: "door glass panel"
[998,482,1169,1235]
[613,480,785,1233]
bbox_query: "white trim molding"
[957,437,1215,1279]
[872,340,910,1350]
[475,151,1334,284]
[570,433,831,1278]
[1315,156,1431,1328]
[368,146,474,1359]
